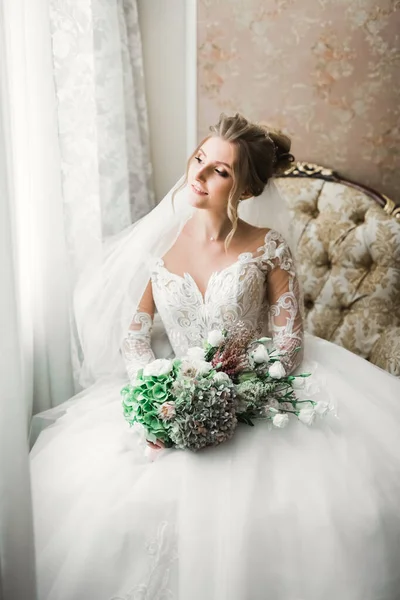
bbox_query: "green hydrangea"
[121,365,238,451]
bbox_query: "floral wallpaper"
[197,0,400,203]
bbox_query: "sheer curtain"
[0,0,47,595]
[49,0,155,390]
[28,0,155,443]
[0,1,153,598]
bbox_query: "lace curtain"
[49,0,155,388]
[0,1,153,598]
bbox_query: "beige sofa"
[275,162,400,376]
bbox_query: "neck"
[191,210,233,242]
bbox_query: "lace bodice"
[122,230,303,381]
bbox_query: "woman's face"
[187,136,237,212]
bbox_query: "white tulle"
[238,179,294,251]
[31,176,400,600]
[31,335,400,600]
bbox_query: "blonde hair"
[173,112,294,249]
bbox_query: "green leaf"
[237,414,255,426]
[237,371,258,383]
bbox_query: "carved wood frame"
[281,162,400,221]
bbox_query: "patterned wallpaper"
[197,0,400,203]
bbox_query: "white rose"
[251,344,269,364]
[143,358,173,377]
[314,401,330,416]
[291,377,305,389]
[214,371,230,383]
[207,330,225,347]
[180,359,212,378]
[268,361,286,379]
[298,407,316,426]
[272,413,289,428]
[193,359,213,375]
[187,346,206,361]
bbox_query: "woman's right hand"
[147,439,165,450]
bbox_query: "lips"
[191,183,208,195]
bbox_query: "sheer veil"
[74,177,292,388]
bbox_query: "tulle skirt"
[30,334,400,600]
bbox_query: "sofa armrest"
[369,327,400,377]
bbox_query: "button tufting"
[304,297,314,310]
[353,214,365,225]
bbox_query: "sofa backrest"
[275,163,400,372]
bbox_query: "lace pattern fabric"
[122,230,304,378]
[260,230,304,373]
[122,312,155,382]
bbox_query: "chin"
[188,189,209,208]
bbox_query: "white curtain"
[49,0,155,388]
[0,0,153,597]
[0,70,37,600]
[0,0,46,595]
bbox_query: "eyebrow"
[198,148,232,170]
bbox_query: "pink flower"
[158,401,176,421]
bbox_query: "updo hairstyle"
[175,112,295,248]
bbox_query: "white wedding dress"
[31,230,400,600]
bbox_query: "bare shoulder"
[237,220,271,246]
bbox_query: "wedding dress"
[31,229,400,600]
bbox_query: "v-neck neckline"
[155,230,272,303]
[157,253,252,303]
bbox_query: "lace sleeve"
[264,231,304,375]
[122,280,156,382]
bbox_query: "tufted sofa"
[275,163,400,376]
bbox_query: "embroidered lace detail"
[123,229,304,377]
[109,521,177,600]
[151,257,266,357]
[270,275,303,374]
[122,312,155,382]
[260,230,304,373]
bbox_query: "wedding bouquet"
[121,355,238,451]
[121,323,330,451]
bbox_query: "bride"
[31,113,400,600]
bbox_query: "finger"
[147,442,160,449]
[147,440,165,450]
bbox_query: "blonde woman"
[31,114,400,600]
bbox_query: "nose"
[196,165,207,181]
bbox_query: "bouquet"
[121,323,330,451]
[121,355,237,451]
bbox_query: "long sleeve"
[265,233,304,375]
[122,280,156,382]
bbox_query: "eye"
[194,155,202,163]
[215,169,229,178]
